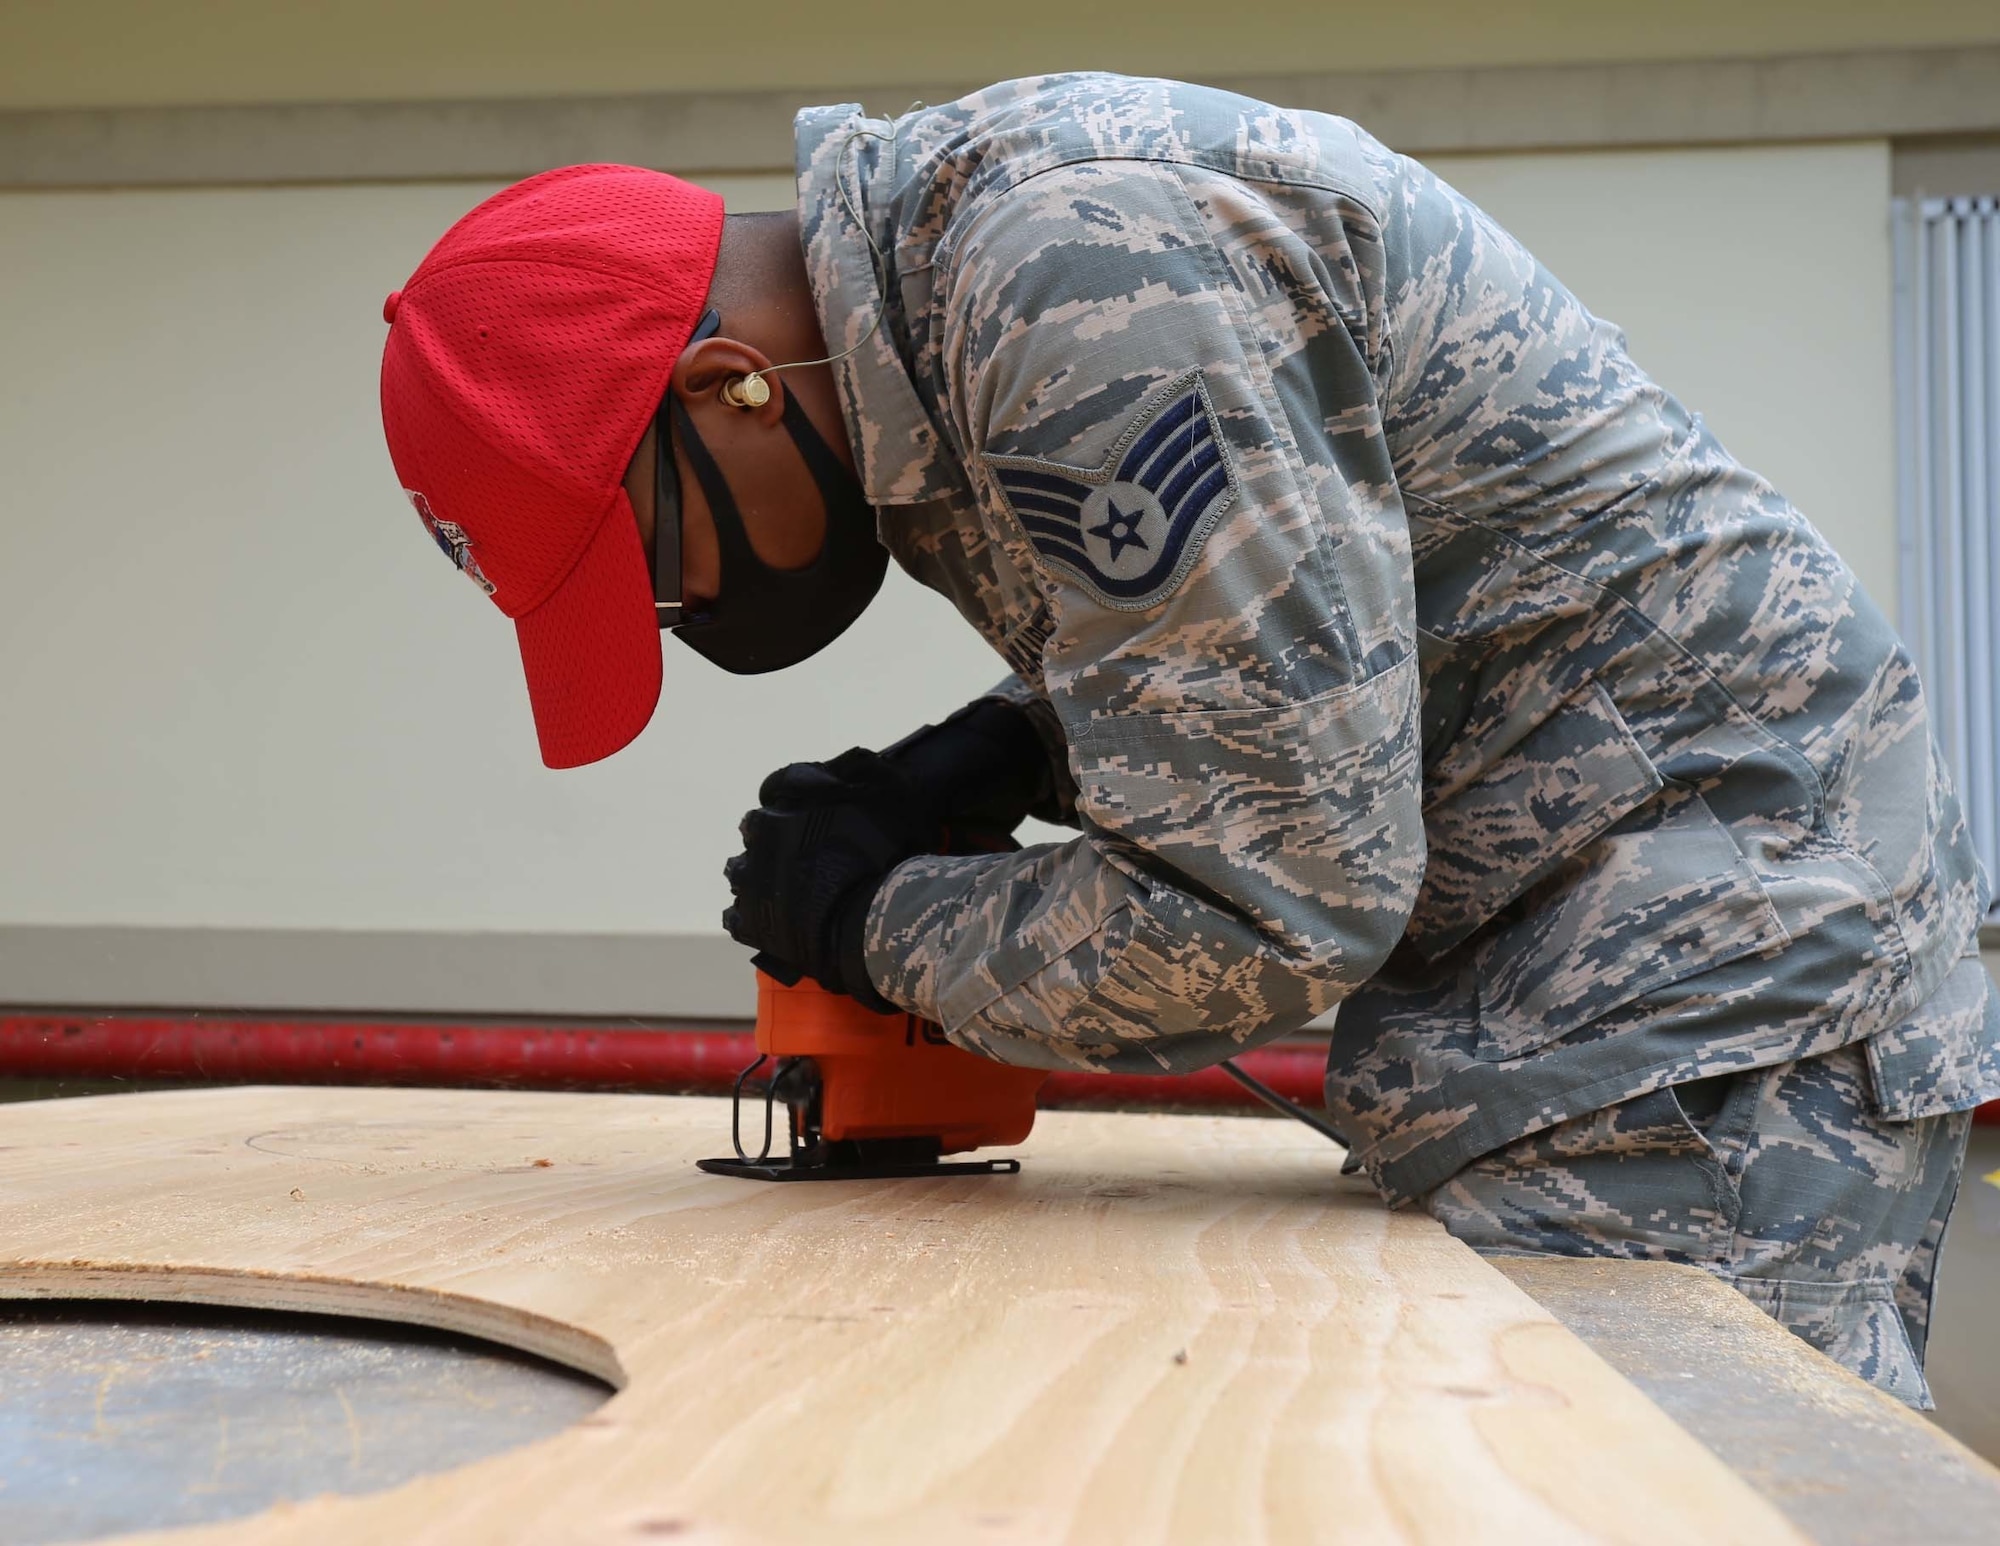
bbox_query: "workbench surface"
[0,1087,1978,1544]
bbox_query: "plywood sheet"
[1494,1257,2000,1545]
[0,1088,1805,1545]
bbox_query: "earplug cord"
[739,116,903,393]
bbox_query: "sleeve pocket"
[1070,659,1421,966]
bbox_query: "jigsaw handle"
[749,951,804,987]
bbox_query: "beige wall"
[0,141,1896,941]
[4,0,2000,109]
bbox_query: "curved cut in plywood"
[0,1297,612,1544]
[0,1087,1808,1545]
[0,1264,625,1389]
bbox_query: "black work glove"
[762,695,1063,854]
[726,698,1065,1009]
[722,748,934,1011]
[877,694,1067,840]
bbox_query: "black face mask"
[663,389,888,675]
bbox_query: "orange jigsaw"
[697,970,1048,1181]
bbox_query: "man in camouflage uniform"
[379,74,2000,1407]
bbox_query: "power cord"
[1218,1059,1346,1146]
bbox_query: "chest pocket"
[1404,682,1663,959]
[1402,681,1790,1061]
[1472,781,1789,1059]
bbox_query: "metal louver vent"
[1895,195,2000,908]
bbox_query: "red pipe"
[0,1012,1331,1114]
[3,1012,1994,1124]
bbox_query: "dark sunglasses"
[654,307,723,629]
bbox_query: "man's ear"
[672,335,787,428]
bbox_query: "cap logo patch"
[983,371,1237,611]
[407,489,496,596]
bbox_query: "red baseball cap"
[379,164,724,768]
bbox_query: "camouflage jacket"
[794,74,1999,1202]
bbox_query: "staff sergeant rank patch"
[984,371,1238,611]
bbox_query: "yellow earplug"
[720,373,772,409]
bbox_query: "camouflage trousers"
[1424,1041,1972,1409]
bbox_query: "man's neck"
[713,211,827,365]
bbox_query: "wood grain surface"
[0,1087,1806,1545]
